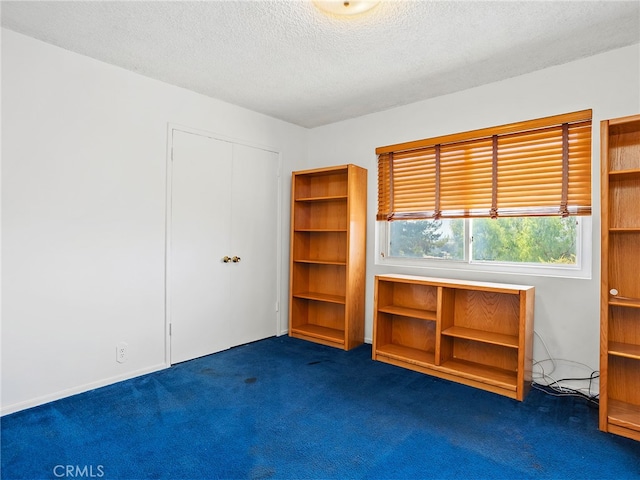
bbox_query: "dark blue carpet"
[2,336,639,479]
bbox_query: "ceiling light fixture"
[313,0,380,16]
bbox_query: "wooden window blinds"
[377,110,592,221]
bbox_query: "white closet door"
[229,144,279,346]
[169,130,279,364]
[170,130,233,364]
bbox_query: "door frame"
[164,123,282,366]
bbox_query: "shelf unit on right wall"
[600,113,640,442]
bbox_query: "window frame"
[376,206,592,280]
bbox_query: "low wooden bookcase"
[373,274,535,400]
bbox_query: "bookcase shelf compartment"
[375,343,436,367]
[290,297,346,348]
[437,359,518,391]
[293,200,347,231]
[608,233,640,301]
[440,337,518,372]
[608,399,640,437]
[294,170,348,199]
[607,306,640,361]
[289,324,346,347]
[375,312,437,364]
[607,176,640,229]
[376,277,439,321]
[292,231,347,265]
[605,357,640,440]
[373,274,534,401]
[289,165,367,350]
[291,263,346,299]
[600,113,640,441]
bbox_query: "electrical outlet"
[116,342,128,363]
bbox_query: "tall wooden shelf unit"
[600,114,640,441]
[373,274,534,401]
[289,164,367,350]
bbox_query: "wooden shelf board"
[375,343,435,367]
[377,305,437,321]
[441,326,519,348]
[609,169,640,179]
[292,292,346,304]
[290,324,345,345]
[609,297,640,308]
[293,164,349,175]
[608,399,640,432]
[295,195,348,202]
[609,342,640,360]
[294,228,347,232]
[606,424,640,442]
[293,259,346,266]
[376,273,532,294]
[607,114,640,126]
[437,359,517,391]
[609,228,640,233]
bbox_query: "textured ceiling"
[2,1,639,128]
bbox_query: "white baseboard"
[1,363,168,416]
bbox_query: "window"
[377,111,592,277]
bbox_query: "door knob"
[222,256,232,263]
[232,256,241,263]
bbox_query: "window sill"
[375,255,592,280]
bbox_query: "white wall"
[3,26,639,414]
[1,29,307,415]
[307,44,640,387]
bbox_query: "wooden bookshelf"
[289,165,367,350]
[600,113,640,442]
[373,274,534,400]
